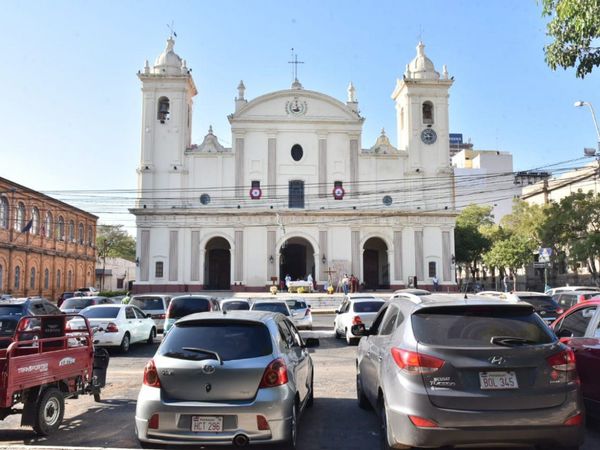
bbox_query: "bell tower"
[137,37,197,207]
[391,42,453,175]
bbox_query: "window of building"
[30,267,36,289]
[69,220,75,242]
[117,278,124,289]
[57,216,65,240]
[67,270,72,290]
[422,101,434,125]
[88,225,93,246]
[428,261,437,278]
[15,202,25,231]
[252,180,260,189]
[32,207,40,235]
[45,212,53,238]
[57,270,61,289]
[289,180,305,208]
[0,196,8,229]
[157,96,170,123]
[155,261,164,278]
[14,266,20,289]
[291,144,303,161]
[44,268,49,290]
[78,222,84,244]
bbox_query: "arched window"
[30,267,36,289]
[31,207,40,235]
[0,196,8,229]
[157,96,170,123]
[15,202,25,231]
[422,101,434,125]
[14,266,20,289]
[67,270,72,290]
[45,212,53,238]
[57,216,65,240]
[44,268,49,289]
[78,222,84,244]
[56,270,61,289]
[88,225,93,246]
[69,220,75,242]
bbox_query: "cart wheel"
[32,387,64,436]
[93,392,101,402]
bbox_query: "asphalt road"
[1,314,599,449]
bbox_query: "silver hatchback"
[355,294,584,449]
[135,311,317,448]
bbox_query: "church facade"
[131,38,457,292]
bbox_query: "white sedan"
[77,304,157,353]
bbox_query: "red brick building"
[0,177,97,300]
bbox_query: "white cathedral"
[132,37,457,293]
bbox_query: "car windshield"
[222,301,250,311]
[0,305,23,316]
[517,295,558,309]
[412,306,555,347]
[169,297,211,318]
[285,300,307,310]
[353,301,385,313]
[252,303,289,316]
[61,298,95,309]
[131,297,165,311]
[81,307,120,319]
[160,321,273,361]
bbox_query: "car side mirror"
[304,337,320,348]
[351,323,368,337]
[334,309,340,314]
[557,328,573,338]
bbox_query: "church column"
[235,137,245,199]
[319,229,327,280]
[318,135,327,198]
[393,229,403,282]
[414,228,424,283]
[349,138,359,197]
[267,229,276,280]
[234,229,244,283]
[351,229,360,276]
[169,230,179,281]
[140,229,150,282]
[190,230,200,281]
[267,137,277,199]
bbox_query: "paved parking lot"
[1,314,599,449]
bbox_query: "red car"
[551,299,600,419]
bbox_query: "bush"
[99,290,128,298]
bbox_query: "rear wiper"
[181,347,223,365]
[490,336,538,347]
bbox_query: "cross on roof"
[167,21,177,38]
[288,48,304,81]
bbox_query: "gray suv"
[354,294,584,449]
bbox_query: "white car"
[334,294,386,344]
[77,304,157,353]
[249,300,293,317]
[545,285,600,296]
[285,298,313,330]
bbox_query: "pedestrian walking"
[342,273,349,295]
[432,275,439,292]
[503,274,509,292]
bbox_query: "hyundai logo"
[202,364,216,375]
[489,356,506,365]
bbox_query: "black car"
[508,291,563,324]
[0,297,63,348]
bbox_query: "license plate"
[479,371,519,390]
[191,416,223,432]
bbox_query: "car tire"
[356,372,370,410]
[147,328,156,345]
[379,401,392,450]
[119,333,130,354]
[345,329,357,345]
[32,387,64,436]
[283,402,298,450]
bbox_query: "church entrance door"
[279,237,315,284]
[363,237,389,290]
[205,237,231,290]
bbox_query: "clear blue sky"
[1,0,599,231]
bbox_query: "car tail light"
[408,415,439,428]
[352,315,362,325]
[148,413,159,429]
[256,415,270,430]
[563,412,583,426]
[105,322,119,333]
[143,359,161,388]
[156,314,166,319]
[391,348,445,374]
[547,349,577,372]
[259,358,288,388]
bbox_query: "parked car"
[392,288,431,296]
[477,290,507,298]
[59,296,114,314]
[505,291,563,324]
[76,304,156,353]
[250,300,292,317]
[334,294,386,345]
[285,298,313,330]
[219,297,251,312]
[164,295,220,334]
[57,291,75,307]
[0,297,63,348]
[130,295,172,333]
[355,294,584,449]
[135,311,318,448]
[75,287,99,297]
[552,290,599,311]
[551,299,600,420]
[0,294,14,301]
[546,285,600,296]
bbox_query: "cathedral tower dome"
[405,42,440,80]
[152,37,184,75]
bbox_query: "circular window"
[383,195,393,206]
[291,144,303,161]
[200,194,211,205]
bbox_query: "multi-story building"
[0,177,97,299]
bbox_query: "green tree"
[96,225,136,261]
[542,0,600,78]
[454,205,494,279]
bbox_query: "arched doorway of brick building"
[204,237,231,290]
[363,237,389,290]
[279,237,315,283]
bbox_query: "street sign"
[538,247,553,263]
[533,262,552,269]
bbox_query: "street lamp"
[574,101,600,154]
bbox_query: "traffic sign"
[533,262,551,269]
[538,247,552,262]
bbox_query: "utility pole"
[99,239,112,292]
